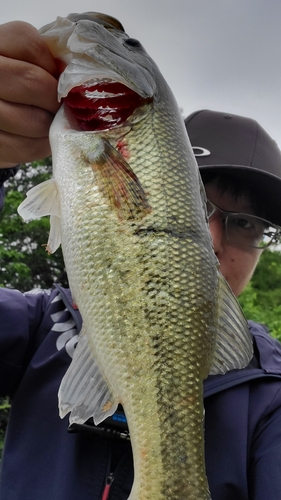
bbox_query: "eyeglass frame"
[206,198,281,250]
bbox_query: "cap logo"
[192,147,211,157]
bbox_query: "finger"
[0,131,51,166]
[0,21,58,76]
[0,99,55,137]
[0,56,60,114]
[0,161,19,169]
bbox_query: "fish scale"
[18,12,252,500]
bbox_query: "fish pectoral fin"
[58,327,118,425]
[209,271,253,375]
[18,178,62,254]
[87,138,151,220]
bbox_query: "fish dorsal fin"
[17,179,62,253]
[209,271,253,375]
[87,138,151,220]
[58,327,118,425]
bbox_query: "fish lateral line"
[133,226,207,240]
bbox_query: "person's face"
[205,182,261,297]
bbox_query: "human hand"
[0,21,60,168]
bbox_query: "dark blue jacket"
[0,285,281,500]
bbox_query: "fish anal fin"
[209,271,253,375]
[58,327,118,425]
[87,138,151,221]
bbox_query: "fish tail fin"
[209,271,253,375]
[17,178,62,253]
[59,327,118,425]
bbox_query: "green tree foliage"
[0,399,10,456]
[239,249,281,341]
[0,159,68,456]
[0,158,68,291]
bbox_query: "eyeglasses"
[206,199,281,249]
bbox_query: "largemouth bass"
[18,12,252,500]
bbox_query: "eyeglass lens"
[206,200,279,249]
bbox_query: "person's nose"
[208,215,224,255]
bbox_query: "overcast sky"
[2,0,281,146]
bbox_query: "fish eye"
[125,38,142,48]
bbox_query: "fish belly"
[55,130,215,500]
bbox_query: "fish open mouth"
[63,81,152,131]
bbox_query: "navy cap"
[184,110,281,225]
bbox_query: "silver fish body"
[18,13,252,500]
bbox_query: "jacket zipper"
[101,472,114,500]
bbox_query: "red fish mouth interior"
[63,82,150,131]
